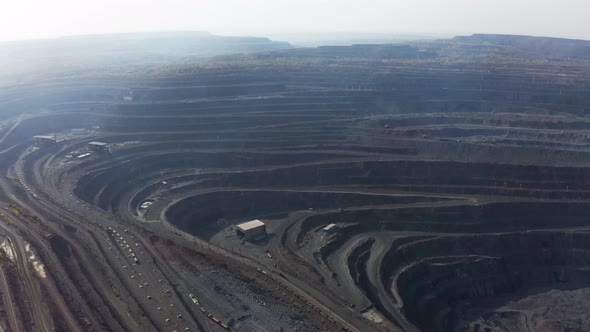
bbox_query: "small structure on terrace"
[323,223,338,235]
[77,152,92,160]
[236,219,266,241]
[33,135,56,144]
[88,141,109,152]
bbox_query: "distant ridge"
[455,33,590,44]
[452,33,590,60]
[0,31,293,61]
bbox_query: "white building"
[236,219,266,241]
[77,153,92,159]
[323,223,337,234]
[88,141,109,152]
[33,135,56,144]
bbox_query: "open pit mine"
[0,33,590,332]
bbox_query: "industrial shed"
[33,135,56,144]
[88,141,109,152]
[323,223,337,234]
[236,219,266,241]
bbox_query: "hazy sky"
[0,0,587,42]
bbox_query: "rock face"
[388,232,590,331]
